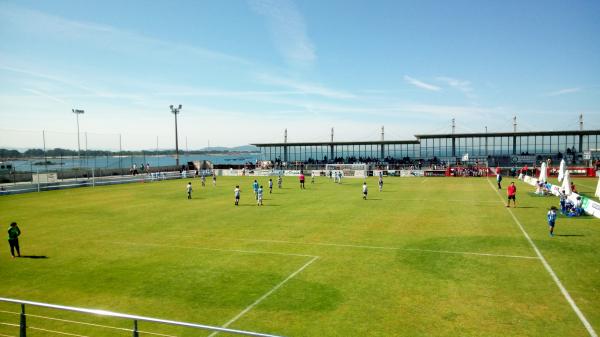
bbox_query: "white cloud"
[154,89,303,98]
[545,87,581,96]
[403,75,441,91]
[0,65,101,95]
[22,88,69,105]
[0,4,250,65]
[249,0,316,65]
[436,76,475,98]
[257,73,355,99]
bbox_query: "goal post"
[325,163,367,178]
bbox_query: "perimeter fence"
[0,297,283,337]
[0,128,259,187]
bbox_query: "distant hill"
[199,145,258,152]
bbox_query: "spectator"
[7,222,21,258]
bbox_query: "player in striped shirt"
[547,206,557,237]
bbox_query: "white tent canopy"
[561,170,572,195]
[558,159,566,182]
[538,162,548,183]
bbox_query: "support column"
[20,304,26,337]
[451,137,456,157]
[330,145,334,162]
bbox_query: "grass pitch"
[0,176,599,337]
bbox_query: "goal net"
[325,163,367,178]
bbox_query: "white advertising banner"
[521,173,600,219]
[399,170,425,177]
[582,196,600,218]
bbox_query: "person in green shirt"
[8,222,21,258]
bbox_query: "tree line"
[0,148,254,159]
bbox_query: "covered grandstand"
[253,129,600,167]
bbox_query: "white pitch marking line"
[99,240,318,258]
[486,178,598,337]
[393,198,499,203]
[575,182,596,190]
[402,248,540,260]
[207,256,319,337]
[235,238,539,260]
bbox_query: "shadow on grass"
[558,214,592,220]
[365,198,382,201]
[236,204,280,207]
[18,255,48,259]
[555,234,584,237]
[511,206,536,209]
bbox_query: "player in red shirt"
[299,172,305,189]
[506,182,517,207]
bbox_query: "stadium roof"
[252,129,600,147]
[415,129,600,139]
[252,140,419,147]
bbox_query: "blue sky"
[0,0,599,150]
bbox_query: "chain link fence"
[0,129,258,190]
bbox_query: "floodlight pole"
[170,105,182,168]
[72,109,85,167]
[43,130,47,172]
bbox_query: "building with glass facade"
[253,130,600,163]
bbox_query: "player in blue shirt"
[252,180,259,200]
[547,206,557,237]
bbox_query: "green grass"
[0,176,599,337]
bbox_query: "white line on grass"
[99,241,318,258]
[486,178,598,337]
[394,198,499,203]
[575,182,596,191]
[402,248,540,259]
[96,240,319,336]
[234,238,539,260]
[207,256,319,337]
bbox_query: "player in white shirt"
[257,185,264,206]
[269,179,273,194]
[362,182,368,200]
[234,185,240,206]
[311,171,315,184]
[186,182,192,199]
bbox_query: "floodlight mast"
[170,105,183,168]
[72,109,85,167]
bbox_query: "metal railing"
[0,170,192,196]
[0,297,284,337]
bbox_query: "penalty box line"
[207,256,319,337]
[230,238,540,260]
[486,178,598,337]
[98,240,319,259]
[95,240,320,336]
